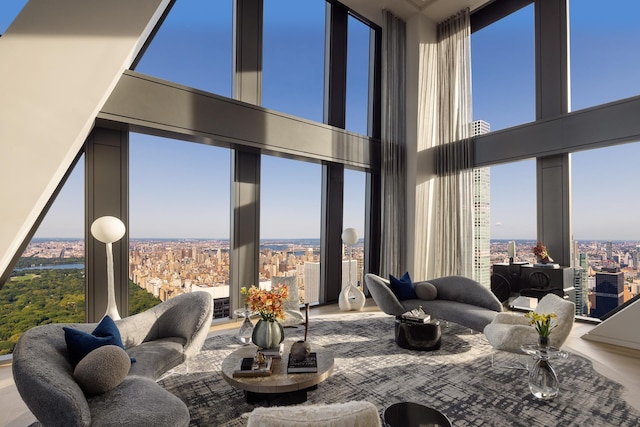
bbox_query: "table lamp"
[91,216,126,320]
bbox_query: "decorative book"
[401,307,431,324]
[260,343,284,359]
[233,357,273,377]
[287,352,318,373]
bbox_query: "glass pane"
[343,169,365,289]
[129,134,231,318]
[570,0,640,111]
[572,143,640,319]
[134,0,233,97]
[2,155,85,355]
[471,5,534,131]
[262,0,325,122]
[489,159,536,263]
[260,155,321,305]
[345,15,371,135]
[0,0,27,35]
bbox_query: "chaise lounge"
[12,291,214,427]
[365,273,503,332]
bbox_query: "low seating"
[484,293,575,354]
[365,273,503,332]
[12,291,214,427]
[246,401,381,427]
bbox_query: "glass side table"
[521,344,568,400]
[234,308,254,345]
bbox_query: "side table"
[394,317,441,351]
[521,344,568,400]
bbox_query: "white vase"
[338,284,366,311]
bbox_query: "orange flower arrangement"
[240,285,288,321]
[532,241,551,260]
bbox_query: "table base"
[244,384,318,406]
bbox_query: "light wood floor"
[1,300,639,426]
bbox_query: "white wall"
[0,0,171,281]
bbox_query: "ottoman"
[394,316,441,351]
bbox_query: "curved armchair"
[12,291,213,427]
[484,293,575,353]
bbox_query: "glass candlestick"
[235,308,254,345]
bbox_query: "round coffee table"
[221,340,334,405]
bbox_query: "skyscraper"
[591,267,624,318]
[471,120,491,288]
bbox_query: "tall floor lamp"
[91,216,126,320]
[338,228,365,311]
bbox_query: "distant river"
[16,263,85,271]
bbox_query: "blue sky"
[3,0,640,241]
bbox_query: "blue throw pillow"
[389,272,417,300]
[63,315,125,367]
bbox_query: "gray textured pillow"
[414,281,438,300]
[73,344,131,395]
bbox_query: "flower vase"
[237,309,254,345]
[252,318,284,350]
[528,353,559,400]
[538,335,549,347]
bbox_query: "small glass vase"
[236,309,254,345]
[528,354,559,400]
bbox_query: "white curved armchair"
[484,293,575,356]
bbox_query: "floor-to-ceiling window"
[471,4,536,287]
[129,134,231,318]
[133,0,233,97]
[567,0,640,319]
[260,155,322,305]
[1,156,85,355]
[571,143,640,319]
[262,0,325,121]
[345,14,372,135]
[343,169,366,288]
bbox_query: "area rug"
[159,311,639,426]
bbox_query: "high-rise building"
[303,261,320,304]
[575,252,589,316]
[606,241,613,261]
[591,268,624,318]
[471,120,491,288]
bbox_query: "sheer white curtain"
[417,9,474,279]
[380,10,407,277]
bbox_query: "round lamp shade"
[91,216,126,244]
[341,228,359,246]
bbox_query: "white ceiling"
[340,0,494,26]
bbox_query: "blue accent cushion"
[63,315,125,367]
[389,272,417,300]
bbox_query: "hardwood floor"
[1,300,638,426]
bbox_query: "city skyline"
[4,1,640,241]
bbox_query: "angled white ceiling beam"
[0,0,172,284]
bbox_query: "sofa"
[365,273,503,332]
[12,291,214,427]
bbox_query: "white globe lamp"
[91,216,126,320]
[339,228,365,311]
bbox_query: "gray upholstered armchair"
[365,273,503,332]
[12,291,213,427]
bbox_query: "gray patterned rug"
[159,311,639,426]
